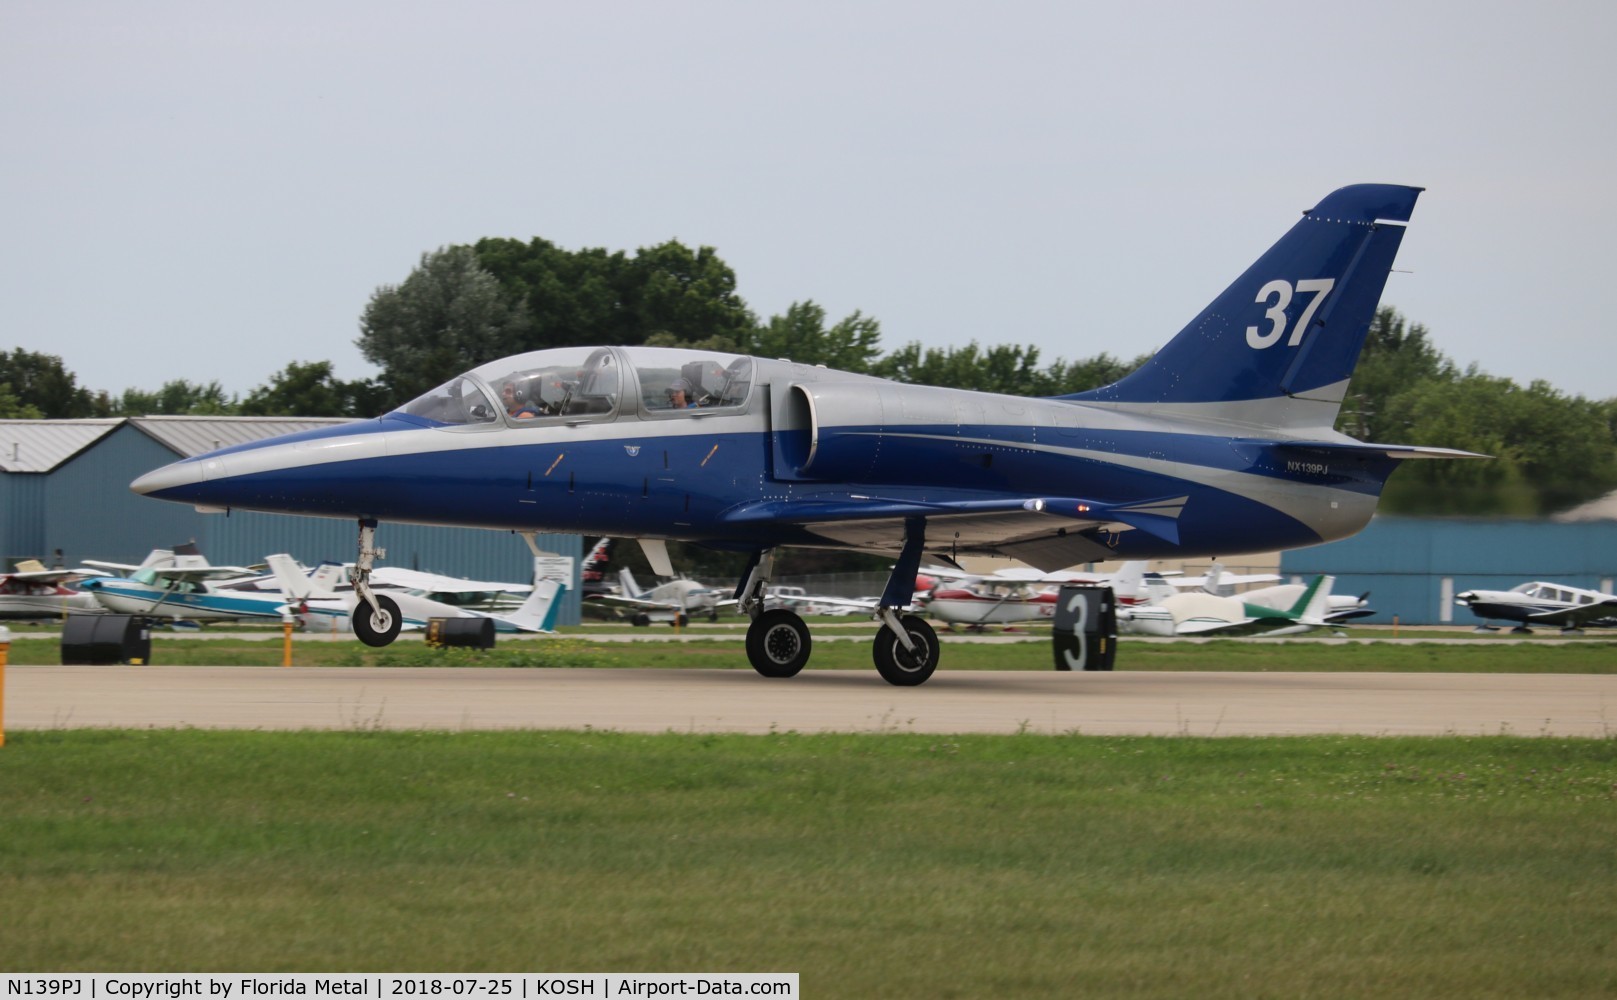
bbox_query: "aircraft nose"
[130,459,207,497]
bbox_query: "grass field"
[2,729,1614,996]
[4,628,1614,993]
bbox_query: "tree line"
[4,238,1614,517]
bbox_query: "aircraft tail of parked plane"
[132,184,1484,683]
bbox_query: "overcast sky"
[5,0,1614,404]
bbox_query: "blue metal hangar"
[0,416,584,625]
[1281,515,1616,625]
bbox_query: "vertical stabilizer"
[1287,575,1336,620]
[266,554,313,601]
[502,578,563,633]
[619,567,645,599]
[1067,184,1421,431]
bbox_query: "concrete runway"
[6,665,1615,736]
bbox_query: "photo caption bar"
[0,976,798,999]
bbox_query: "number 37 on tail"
[133,184,1481,685]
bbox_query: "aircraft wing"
[146,565,261,583]
[1526,596,1617,627]
[6,567,84,585]
[372,566,532,595]
[720,494,1188,572]
[1173,612,1328,637]
[772,593,881,612]
[1170,572,1282,588]
[586,593,686,614]
[80,559,145,575]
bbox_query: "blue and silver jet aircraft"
[132,183,1479,684]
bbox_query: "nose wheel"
[746,608,811,678]
[353,593,402,647]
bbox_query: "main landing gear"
[350,518,402,647]
[737,522,940,686]
[738,551,811,678]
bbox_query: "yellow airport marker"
[0,625,9,747]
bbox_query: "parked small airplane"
[1121,574,1338,637]
[131,184,1479,683]
[268,554,564,634]
[1455,581,1617,633]
[78,546,279,623]
[586,567,732,626]
[1241,578,1375,624]
[0,559,102,619]
[922,562,1181,631]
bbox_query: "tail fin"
[171,541,210,570]
[582,537,613,580]
[500,578,563,633]
[618,567,644,598]
[307,561,347,595]
[1288,575,1336,620]
[1067,184,1421,431]
[1110,561,1146,600]
[266,553,314,601]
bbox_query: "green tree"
[1034,352,1152,395]
[744,302,884,372]
[356,246,535,411]
[0,382,44,419]
[240,361,385,417]
[874,341,1043,394]
[472,237,753,352]
[0,349,100,417]
[1336,307,1456,440]
[113,380,236,415]
[627,241,753,347]
[1376,371,1617,515]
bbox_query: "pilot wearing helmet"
[501,381,539,418]
[665,378,697,409]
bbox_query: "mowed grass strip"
[6,635,1617,672]
[2,729,1614,997]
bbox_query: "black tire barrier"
[425,616,496,649]
[61,613,153,665]
[1051,586,1117,671]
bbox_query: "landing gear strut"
[869,517,937,685]
[873,610,939,686]
[738,549,811,678]
[734,518,942,686]
[350,518,401,647]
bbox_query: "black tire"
[873,614,940,686]
[353,594,402,647]
[632,613,652,627]
[746,609,811,678]
[671,613,690,628]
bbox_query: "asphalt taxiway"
[5,665,1613,737]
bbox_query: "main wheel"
[746,608,811,678]
[873,614,939,686]
[353,593,402,647]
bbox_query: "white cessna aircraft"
[586,567,734,626]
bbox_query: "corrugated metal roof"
[128,415,353,457]
[0,419,123,473]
